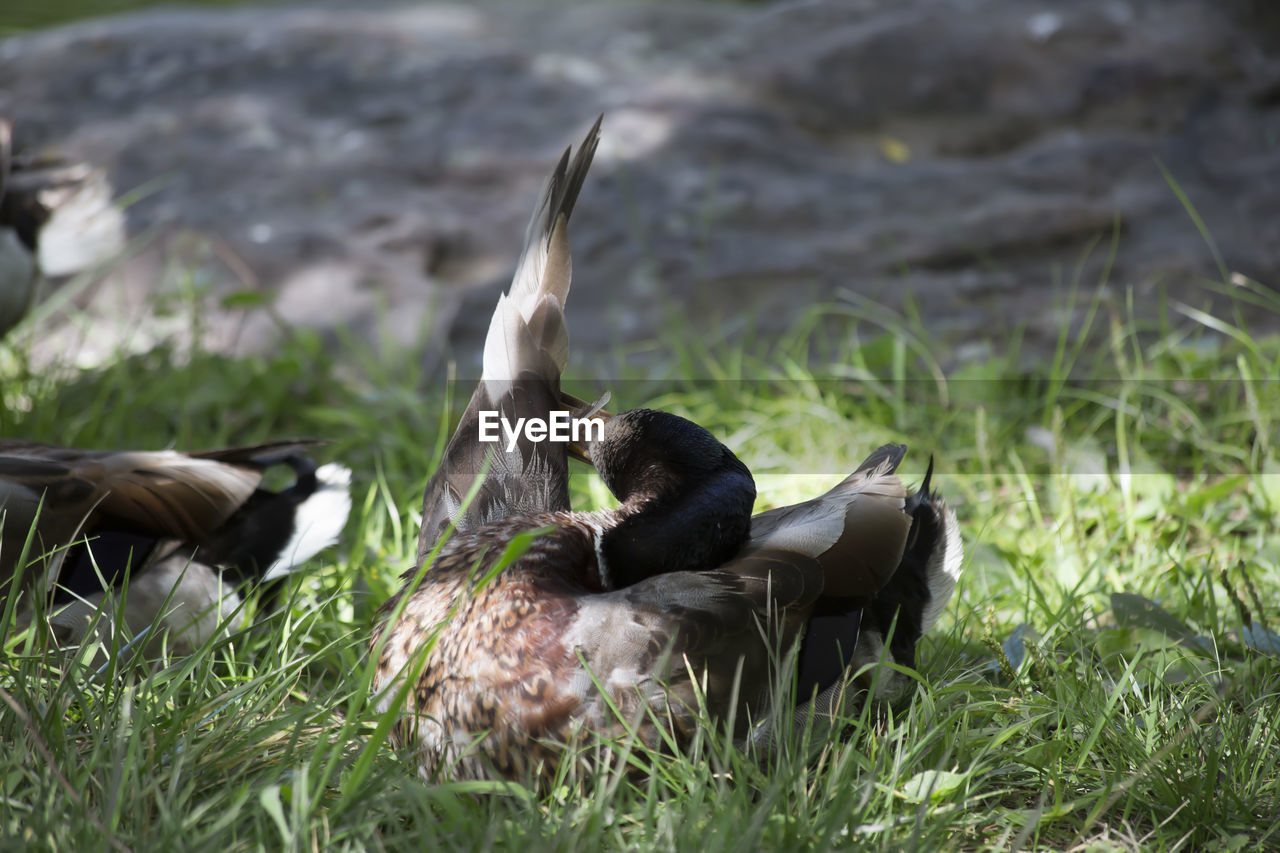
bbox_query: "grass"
[0,0,260,35]
[1,266,1279,852]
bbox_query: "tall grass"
[1,267,1278,851]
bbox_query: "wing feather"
[418,119,602,557]
[749,444,910,602]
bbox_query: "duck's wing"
[417,118,601,560]
[749,443,912,602]
[743,444,915,708]
[559,545,825,734]
[769,449,963,738]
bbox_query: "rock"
[0,0,1277,372]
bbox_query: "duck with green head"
[371,119,961,782]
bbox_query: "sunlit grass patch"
[1,270,1278,850]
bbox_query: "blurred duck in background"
[0,118,37,339]
[0,116,128,341]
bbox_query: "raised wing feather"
[418,118,602,559]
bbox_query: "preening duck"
[371,120,961,782]
[1,440,351,653]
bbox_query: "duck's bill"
[560,390,612,464]
[566,439,592,464]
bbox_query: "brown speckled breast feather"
[371,512,817,782]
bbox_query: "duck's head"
[586,408,756,589]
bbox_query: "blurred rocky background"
[1,0,1278,372]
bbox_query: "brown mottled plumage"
[374,444,934,780]
[372,120,962,783]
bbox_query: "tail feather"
[509,116,600,309]
[852,442,907,477]
[898,457,960,636]
[489,114,601,381]
[852,464,963,705]
[787,453,962,729]
[917,494,962,636]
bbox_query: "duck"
[371,119,962,782]
[1,439,352,654]
[0,118,38,339]
[0,116,129,340]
